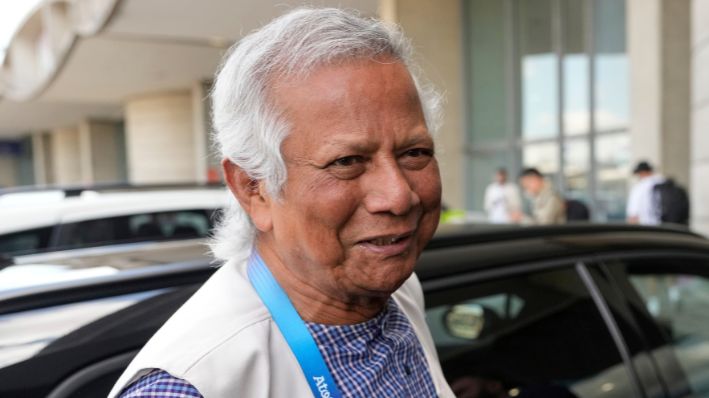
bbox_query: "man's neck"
[255,245,388,325]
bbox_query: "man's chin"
[359,263,415,295]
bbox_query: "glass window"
[0,227,53,255]
[594,0,629,132]
[563,138,590,201]
[464,0,629,218]
[56,209,213,250]
[427,267,639,398]
[523,141,559,175]
[627,264,709,398]
[519,0,558,140]
[563,0,590,136]
[465,0,512,145]
[595,133,631,220]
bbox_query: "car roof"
[416,223,709,281]
[0,188,229,234]
[2,223,708,315]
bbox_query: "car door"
[423,258,651,398]
[598,253,709,398]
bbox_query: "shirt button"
[404,364,412,376]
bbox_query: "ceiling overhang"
[0,0,380,137]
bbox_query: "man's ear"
[222,159,273,232]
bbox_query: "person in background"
[626,160,665,225]
[517,168,566,225]
[483,168,522,224]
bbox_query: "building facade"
[0,0,706,235]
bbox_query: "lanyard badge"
[247,252,343,398]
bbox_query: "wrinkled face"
[259,59,441,299]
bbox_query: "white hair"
[209,7,442,263]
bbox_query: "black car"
[1,224,708,398]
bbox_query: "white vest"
[108,258,455,398]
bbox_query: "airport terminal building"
[0,0,707,235]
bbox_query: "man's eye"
[404,148,434,158]
[330,156,364,167]
[400,148,434,170]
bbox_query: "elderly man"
[109,8,454,398]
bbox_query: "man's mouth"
[365,234,410,246]
[357,231,415,255]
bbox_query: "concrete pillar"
[394,0,465,209]
[691,0,709,236]
[79,119,125,183]
[378,0,398,23]
[51,127,82,184]
[31,133,49,185]
[192,82,210,184]
[628,0,691,187]
[124,91,200,184]
[0,156,16,187]
[78,122,94,182]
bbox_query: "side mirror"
[444,303,486,340]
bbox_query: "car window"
[0,290,163,369]
[0,227,53,255]
[0,286,198,397]
[622,259,709,398]
[426,267,639,398]
[55,209,213,250]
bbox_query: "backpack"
[565,199,590,221]
[653,179,690,225]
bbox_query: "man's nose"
[362,160,420,216]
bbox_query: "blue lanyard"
[247,252,343,398]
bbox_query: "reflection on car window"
[0,289,166,369]
[426,267,638,398]
[0,227,53,255]
[55,209,213,250]
[628,268,709,398]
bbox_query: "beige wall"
[393,0,466,209]
[125,91,197,184]
[51,127,82,184]
[691,0,709,236]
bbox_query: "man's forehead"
[271,58,417,99]
[319,129,432,147]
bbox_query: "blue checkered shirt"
[118,299,438,397]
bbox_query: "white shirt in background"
[626,174,665,225]
[484,182,522,224]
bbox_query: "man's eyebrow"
[316,129,433,153]
[398,131,433,148]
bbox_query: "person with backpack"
[626,161,690,226]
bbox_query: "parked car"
[1,224,708,398]
[0,184,228,256]
[0,238,211,292]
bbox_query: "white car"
[0,185,229,256]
